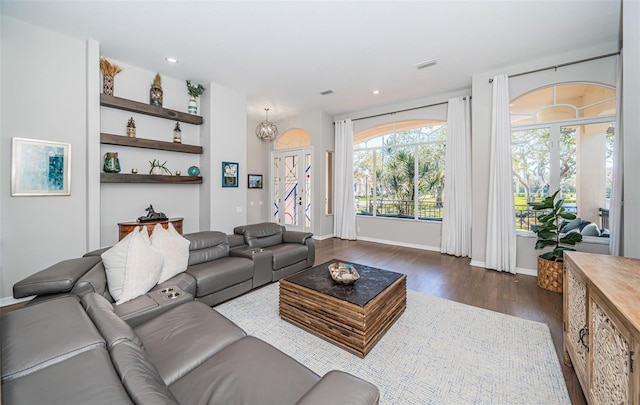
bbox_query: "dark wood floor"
[314,237,586,405]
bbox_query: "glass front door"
[272,148,312,232]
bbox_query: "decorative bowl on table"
[328,262,360,285]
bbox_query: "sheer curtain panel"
[485,75,517,273]
[334,119,357,240]
[441,97,472,257]
[610,50,624,256]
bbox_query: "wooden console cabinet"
[564,251,640,404]
[118,217,183,240]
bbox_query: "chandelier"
[256,108,278,142]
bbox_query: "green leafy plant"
[528,189,582,262]
[186,80,206,98]
[148,159,172,175]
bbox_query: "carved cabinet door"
[590,295,633,405]
[565,262,589,385]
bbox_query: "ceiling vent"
[319,89,334,95]
[415,59,438,70]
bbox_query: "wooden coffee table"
[279,259,406,358]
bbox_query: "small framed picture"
[11,137,71,196]
[248,174,263,189]
[222,161,239,188]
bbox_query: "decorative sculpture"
[137,204,168,222]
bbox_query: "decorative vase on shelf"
[188,166,200,177]
[188,96,198,115]
[103,75,114,96]
[151,166,163,175]
[103,152,121,173]
[150,73,163,106]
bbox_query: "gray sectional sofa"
[1,292,379,404]
[2,222,380,404]
[13,222,315,309]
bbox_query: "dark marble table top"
[282,259,405,307]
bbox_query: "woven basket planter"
[537,256,563,293]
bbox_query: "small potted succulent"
[149,159,172,175]
[528,189,582,292]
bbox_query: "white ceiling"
[1,1,621,121]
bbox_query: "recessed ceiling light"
[372,90,380,95]
[415,59,438,70]
[165,57,179,64]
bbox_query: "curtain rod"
[488,52,619,83]
[349,96,469,122]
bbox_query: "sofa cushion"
[1,296,105,382]
[81,293,143,349]
[581,222,601,236]
[1,347,133,405]
[269,243,310,270]
[185,231,230,265]
[152,223,190,284]
[110,340,179,405]
[134,301,246,385]
[186,256,254,296]
[169,336,319,405]
[102,228,164,305]
[235,222,285,248]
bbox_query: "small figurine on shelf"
[173,121,182,143]
[150,73,163,106]
[99,57,122,96]
[186,80,206,115]
[126,117,136,138]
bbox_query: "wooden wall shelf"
[100,133,203,154]
[100,94,203,125]
[101,173,203,184]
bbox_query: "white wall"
[99,60,202,247]
[245,117,270,224]
[622,0,640,258]
[0,16,89,300]
[470,42,619,272]
[208,83,247,233]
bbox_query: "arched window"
[353,120,446,221]
[511,83,616,234]
[275,128,311,150]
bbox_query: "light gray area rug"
[216,283,570,404]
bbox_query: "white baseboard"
[313,234,335,241]
[469,260,536,277]
[356,236,441,252]
[0,295,34,308]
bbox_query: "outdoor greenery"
[354,125,446,220]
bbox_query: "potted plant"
[528,189,582,292]
[186,80,206,114]
[149,159,172,175]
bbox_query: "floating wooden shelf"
[101,173,203,184]
[100,94,203,125]
[100,133,203,154]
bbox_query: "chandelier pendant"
[256,108,278,142]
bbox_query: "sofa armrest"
[13,256,102,299]
[295,370,379,405]
[283,230,313,244]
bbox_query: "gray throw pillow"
[581,222,601,237]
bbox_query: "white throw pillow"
[151,222,190,283]
[102,227,164,305]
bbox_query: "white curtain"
[610,49,624,256]
[441,97,472,257]
[334,119,357,240]
[485,75,517,273]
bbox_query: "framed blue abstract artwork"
[11,137,71,196]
